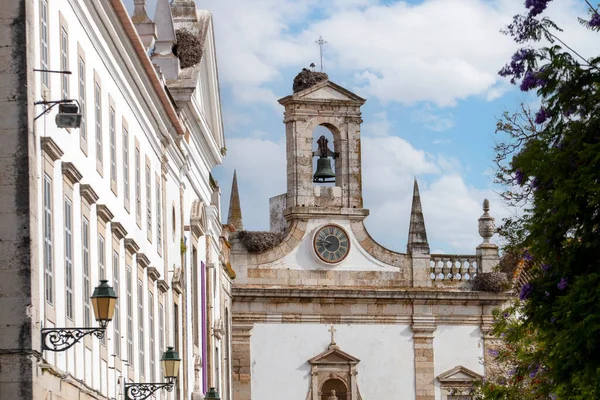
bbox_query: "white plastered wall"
[250,323,415,400]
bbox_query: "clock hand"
[317,239,332,246]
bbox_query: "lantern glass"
[90,280,118,328]
[160,347,181,380]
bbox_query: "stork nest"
[472,272,510,293]
[293,68,328,93]
[173,29,202,69]
[237,230,285,253]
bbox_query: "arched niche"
[312,124,339,188]
[306,345,362,400]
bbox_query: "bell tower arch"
[278,73,367,220]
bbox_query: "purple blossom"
[505,15,542,43]
[499,48,534,82]
[535,107,551,124]
[590,12,600,28]
[557,277,568,290]
[488,349,499,357]
[551,316,557,323]
[532,177,540,190]
[503,312,509,318]
[515,169,526,185]
[545,291,550,297]
[541,263,551,272]
[521,70,547,91]
[523,250,533,261]
[520,282,534,300]
[508,368,517,376]
[525,0,552,17]
[529,363,540,378]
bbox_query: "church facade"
[229,74,509,400]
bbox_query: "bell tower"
[278,70,367,221]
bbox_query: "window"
[112,252,120,356]
[60,28,69,99]
[156,179,162,253]
[109,107,116,184]
[174,304,179,352]
[138,279,145,376]
[40,0,49,89]
[126,265,133,367]
[78,57,86,140]
[82,217,91,326]
[64,197,74,320]
[43,174,53,304]
[123,128,129,203]
[135,149,141,221]
[192,247,199,346]
[98,236,105,280]
[149,292,155,382]
[159,302,164,353]
[95,83,102,165]
[146,164,152,238]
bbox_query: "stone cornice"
[147,266,161,281]
[136,253,150,269]
[79,184,99,205]
[61,162,83,185]
[232,286,511,305]
[124,238,140,254]
[41,137,64,161]
[157,279,170,293]
[110,222,128,240]
[96,204,114,224]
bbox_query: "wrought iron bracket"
[34,99,80,121]
[41,327,105,352]
[124,382,174,400]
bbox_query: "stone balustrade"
[429,254,481,282]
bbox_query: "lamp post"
[205,387,221,399]
[41,280,117,352]
[124,347,181,400]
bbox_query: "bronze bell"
[313,156,335,182]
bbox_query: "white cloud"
[361,111,392,136]
[412,104,455,132]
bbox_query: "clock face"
[313,225,350,264]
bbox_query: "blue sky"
[124,0,597,254]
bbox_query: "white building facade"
[0,0,232,399]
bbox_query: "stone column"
[232,323,253,400]
[412,313,436,400]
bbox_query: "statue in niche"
[327,390,339,400]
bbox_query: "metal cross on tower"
[315,35,328,72]
[328,325,337,345]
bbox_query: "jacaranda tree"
[474,1,600,399]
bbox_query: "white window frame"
[95,83,102,165]
[156,179,162,253]
[135,149,141,220]
[145,164,152,238]
[78,57,86,140]
[126,265,133,367]
[109,107,117,184]
[60,27,69,99]
[138,279,145,376]
[123,128,130,202]
[149,292,155,382]
[82,216,91,326]
[40,0,49,89]
[43,174,53,305]
[64,197,74,320]
[112,251,120,356]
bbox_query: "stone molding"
[147,266,161,281]
[41,137,64,161]
[61,162,83,185]
[110,222,128,240]
[124,238,140,254]
[79,184,99,204]
[96,204,114,224]
[157,279,170,293]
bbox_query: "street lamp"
[205,387,221,399]
[41,280,117,352]
[124,347,181,400]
